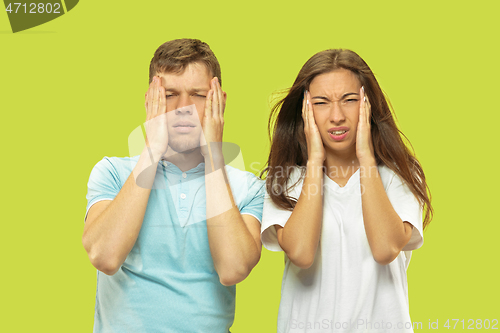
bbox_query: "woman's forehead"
[310,69,360,96]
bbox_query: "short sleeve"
[384,170,424,251]
[261,167,304,252]
[85,157,122,220]
[239,175,265,223]
[261,195,293,252]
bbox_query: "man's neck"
[162,147,204,172]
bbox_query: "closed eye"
[313,102,327,105]
[194,94,206,98]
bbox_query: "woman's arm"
[359,160,413,265]
[357,87,413,265]
[275,92,325,269]
[275,160,324,269]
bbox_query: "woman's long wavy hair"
[263,49,433,228]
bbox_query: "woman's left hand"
[356,86,375,163]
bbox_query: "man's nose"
[174,95,193,115]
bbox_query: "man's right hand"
[82,77,171,275]
[144,76,169,158]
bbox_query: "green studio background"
[1,0,498,332]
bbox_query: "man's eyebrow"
[163,87,210,92]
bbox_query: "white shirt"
[261,165,423,333]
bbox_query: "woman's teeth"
[329,130,347,135]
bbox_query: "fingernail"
[361,86,365,93]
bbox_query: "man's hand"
[144,76,169,159]
[200,77,226,159]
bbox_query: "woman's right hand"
[144,76,169,158]
[302,90,325,163]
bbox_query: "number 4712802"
[443,319,498,329]
[5,3,62,14]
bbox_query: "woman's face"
[309,68,362,157]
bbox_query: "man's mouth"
[172,121,197,133]
[173,122,196,128]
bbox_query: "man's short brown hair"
[149,39,222,85]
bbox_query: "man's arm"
[82,77,169,275]
[204,155,262,286]
[201,77,262,286]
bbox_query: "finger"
[359,86,366,125]
[365,92,372,125]
[212,78,219,121]
[152,76,160,117]
[147,77,156,119]
[307,91,315,128]
[211,77,219,121]
[303,90,309,127]
[204,89,214,121]
[158,84,166,115]
[216,78,224,119]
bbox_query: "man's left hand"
[200,77,226,158]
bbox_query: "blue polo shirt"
[85,156,265,333]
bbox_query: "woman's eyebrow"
[312,93,359,100]
[311,96,330,100]
[342,92,360,98]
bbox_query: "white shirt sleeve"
[261,167,304,252]
[382,167,424,251]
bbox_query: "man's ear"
[222,91,227,113]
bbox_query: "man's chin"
[167,141,201,155]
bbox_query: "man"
[83,39,264,332]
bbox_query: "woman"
[261,49,433,333]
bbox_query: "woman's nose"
[329,102,346,123]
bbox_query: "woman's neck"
[323,149,360,187]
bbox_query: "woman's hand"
[303,91,325,163]
[356,86,375,163]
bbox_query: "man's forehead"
[156,62,212,84]
[157,62,212,89]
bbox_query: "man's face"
[157,62,212,153]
